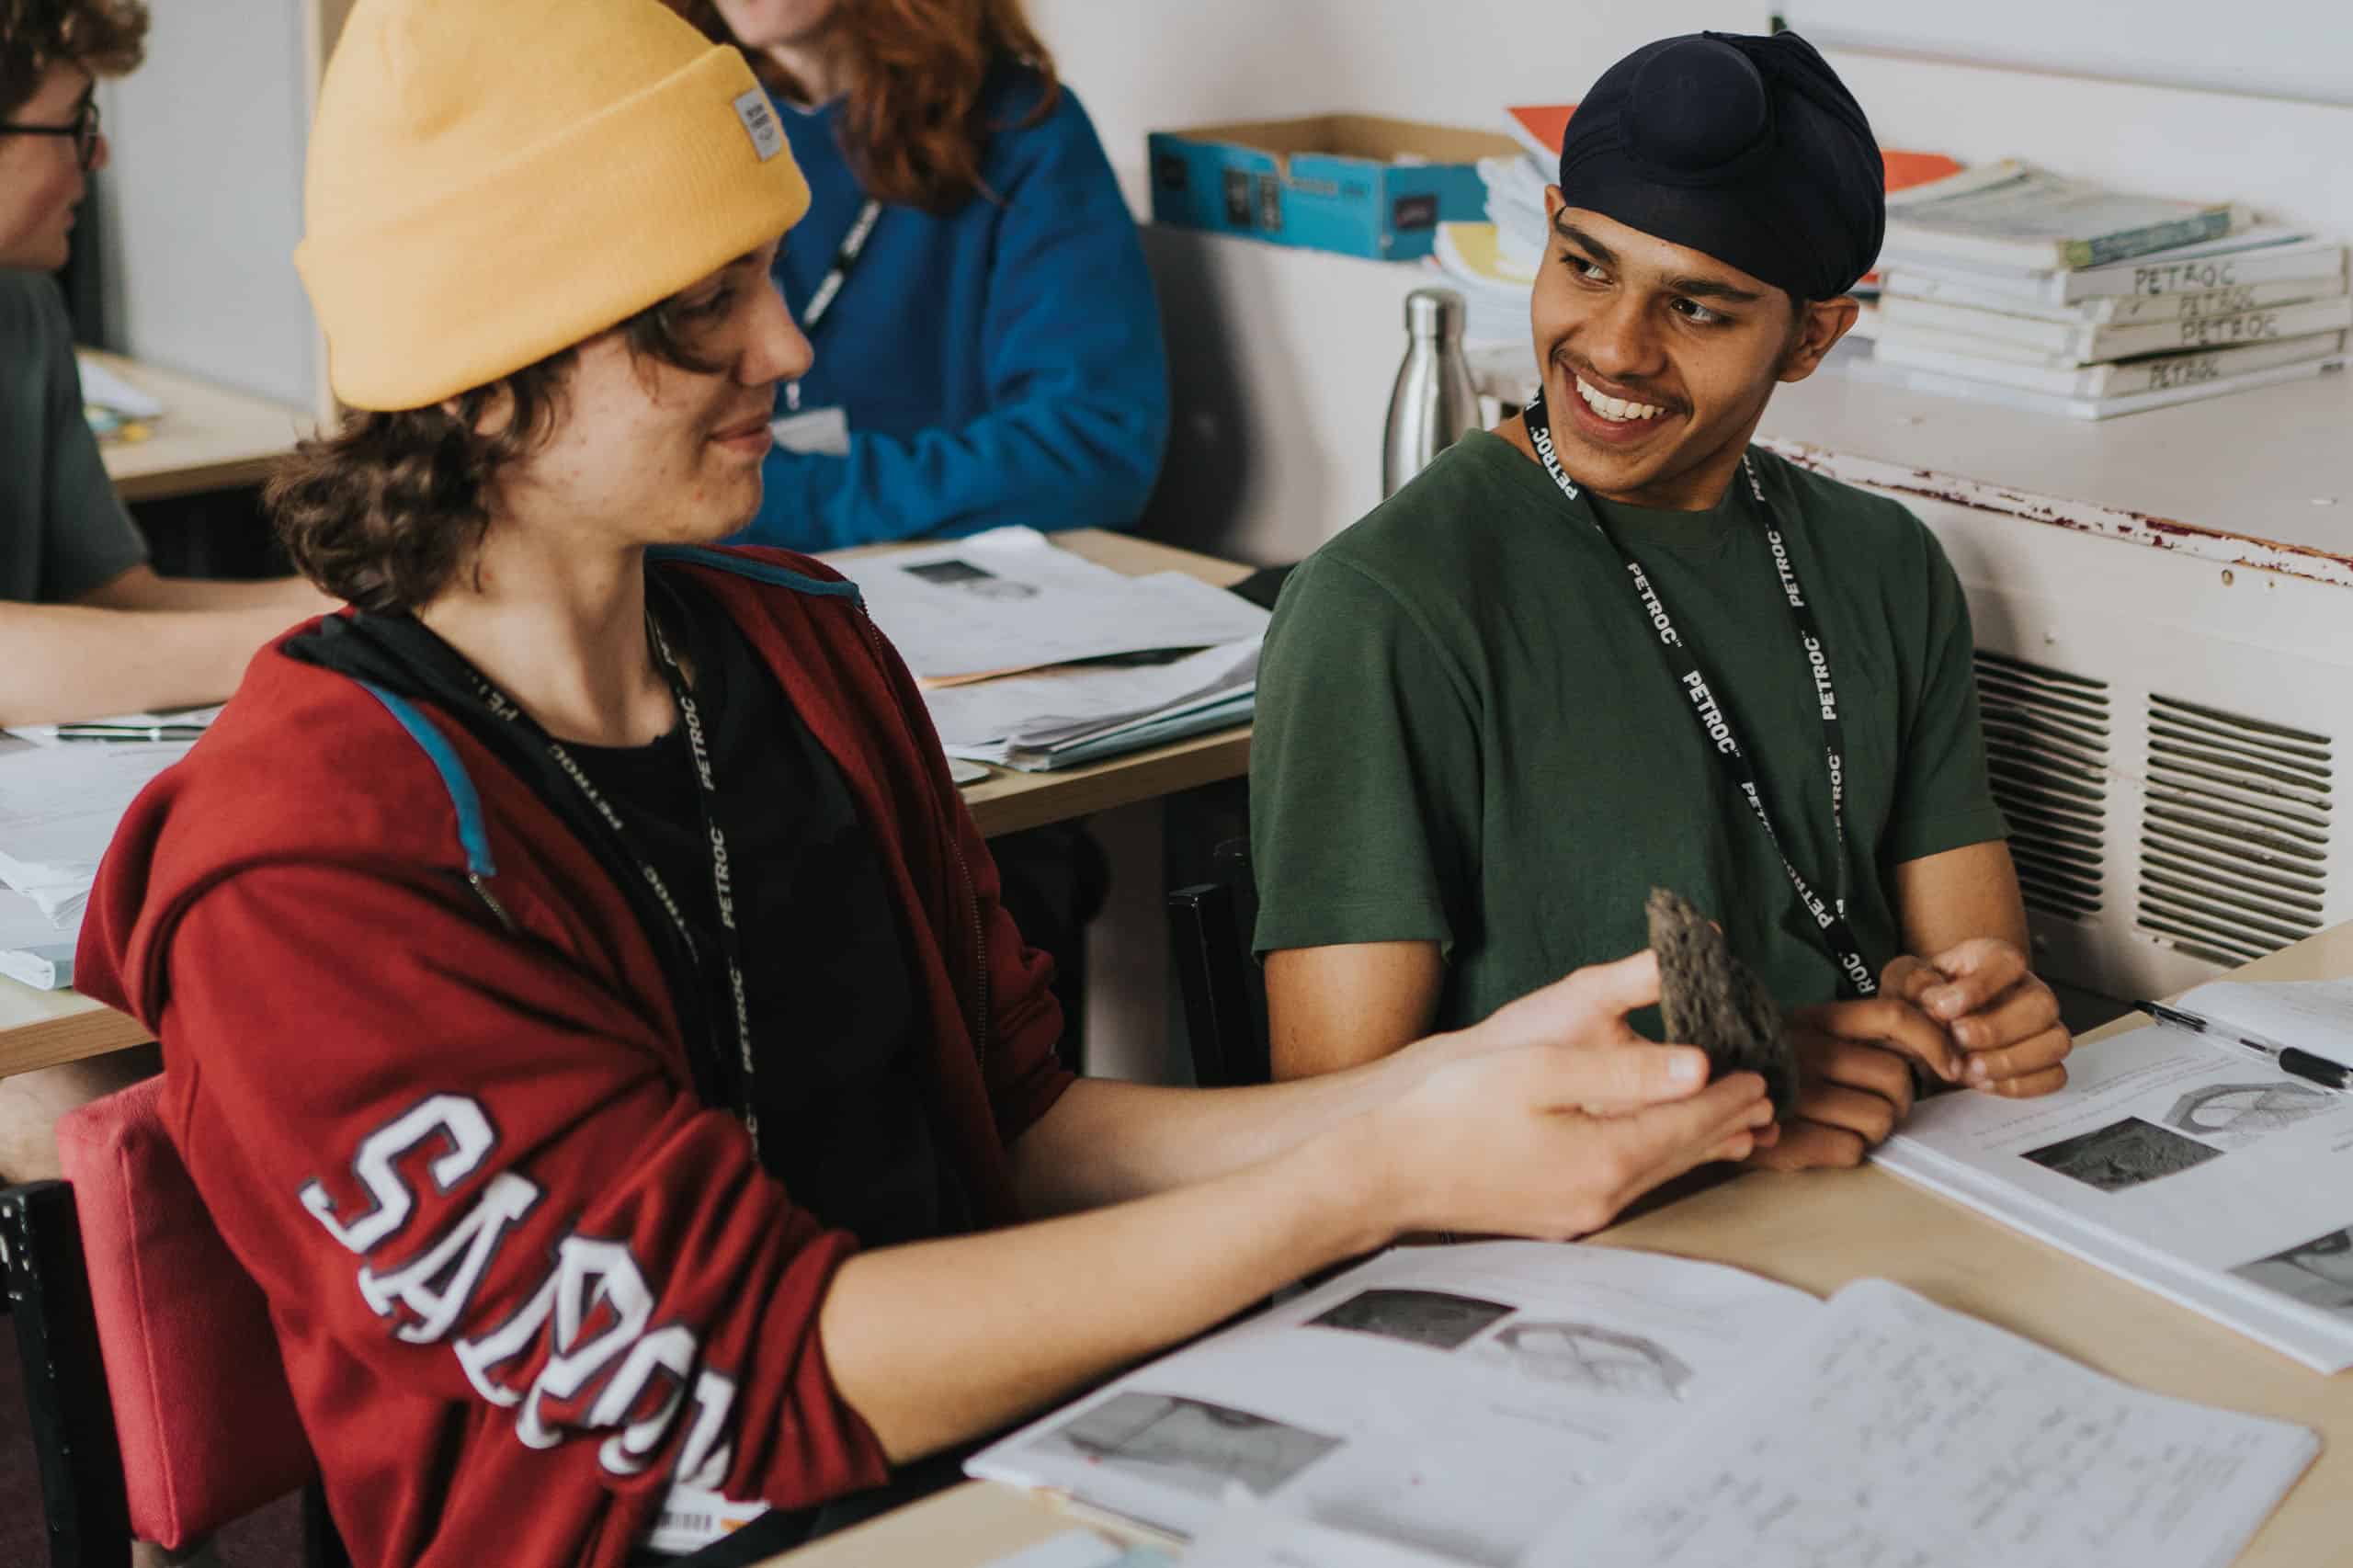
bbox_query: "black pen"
[52,723,208,743]
[2133,1000,2353,1092]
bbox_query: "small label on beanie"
[733,88,784,162]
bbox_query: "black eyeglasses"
[1,96,101,170]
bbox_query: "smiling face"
[1527,193,1857,510]
[491,238,811,550]
[0,62,103,271]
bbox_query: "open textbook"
[971,1243,2314,1568]
[1876,979,2353,1372]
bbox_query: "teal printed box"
[1148,115,1517,261]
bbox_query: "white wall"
[94,0,314,410]
[1786,0,2353,109]
[1033,0,1770,199]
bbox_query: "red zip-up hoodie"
[74,546,1073,1568]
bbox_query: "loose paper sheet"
[840,528,1267,682]
[1534,1278,2318,1568]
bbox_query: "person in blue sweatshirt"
[678,0,1170,551]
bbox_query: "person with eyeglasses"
[0,0,338,1325]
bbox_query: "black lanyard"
[1523,391,1877,999]
[459,600,768,1155]
[783,198,882,414]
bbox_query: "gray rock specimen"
[1646,887,1800,1118]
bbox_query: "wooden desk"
[0,981,151,1084]
[766,920,2353,1567]
[0,530,1256,1083]
[829,529,1256,841]
[87,351,310,504]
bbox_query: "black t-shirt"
[288,572,966,1249]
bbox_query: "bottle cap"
[1404,288,1465,340]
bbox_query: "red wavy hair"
[676,0,1060,213]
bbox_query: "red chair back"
[52,1075,315,1551]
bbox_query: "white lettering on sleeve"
[358,1171,541,1344]
[301,1094,497,1255]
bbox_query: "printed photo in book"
[1876,978,2353,1370]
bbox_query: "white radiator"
[1815,479,2351,1001]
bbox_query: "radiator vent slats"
[2138,693,2334,962]
[1974,652,2109,922]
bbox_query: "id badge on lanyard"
[1522,390,1878,999]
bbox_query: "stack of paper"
[1428,211,1538,350]
[0,740,188,953]
[1854,168,2349,417]
[923,638,1260,772]
[972,1242,2317,1568]
[838,528,1267,774]
[0,889,78,990]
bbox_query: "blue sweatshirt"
[737,67,1170,551]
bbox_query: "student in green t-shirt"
[1252,30,2071,1170]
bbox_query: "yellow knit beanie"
[297,0,811,411]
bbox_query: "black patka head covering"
[1556,30,1883,301]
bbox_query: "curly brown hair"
[674,0,1058,213]
[2,0,148,117]
[267,300,722,615]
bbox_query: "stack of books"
[1856,160,2350,419]
[1431,104,1965,350]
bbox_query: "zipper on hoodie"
[466,870,517,932]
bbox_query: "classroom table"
[760,918,2353,1566]
[86,351,313,505]
[0,529,1257,1084]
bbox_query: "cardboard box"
[1147,115,1523,261]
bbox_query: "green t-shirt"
[1,269,149,604]
[1250,428,2006,1033]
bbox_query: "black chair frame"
[1,1178,349,1568]
[1167,836,1269,1089]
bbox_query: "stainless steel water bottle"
[1381,287,1481,497]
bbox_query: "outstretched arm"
[829,952,1775,1460]
[0,568,333,726]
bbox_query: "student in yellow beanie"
[78,2,1774,1564]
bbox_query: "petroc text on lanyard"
[1521,389,1878,999]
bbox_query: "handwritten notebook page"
[1536,1278,2318,1568]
